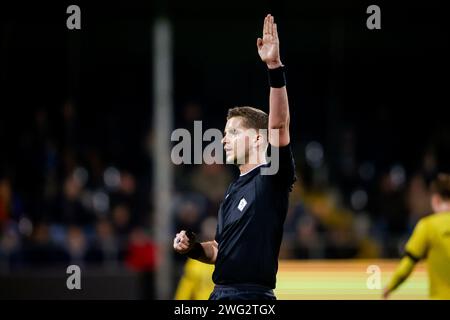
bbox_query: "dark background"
[2,0,449,179]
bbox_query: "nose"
[221,135,227,145]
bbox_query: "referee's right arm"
[257,14,290,147]
[173,230,218,264]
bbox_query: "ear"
[431,194,441,212]
[254,132,264,147]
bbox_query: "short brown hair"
[431,173,450,199]
[227,106,268,130]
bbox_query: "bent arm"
[385,255,417,294]
[384,220,428,298]
[193,240,218,265]
[174,231,218,265]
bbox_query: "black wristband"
[268,66,286,88]
[186,242,203,259]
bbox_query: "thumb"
[256,38,263,49]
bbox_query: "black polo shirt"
[213,143,296,289]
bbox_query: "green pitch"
[275,260,428,300]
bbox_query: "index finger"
[263,15,269,35]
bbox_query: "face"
[221,117,263,165]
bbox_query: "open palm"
[257,14,282,68]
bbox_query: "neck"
[435,203,450,212]
[238,154,267,175]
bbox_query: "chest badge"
[237,198,247,212]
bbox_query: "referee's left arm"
[257,14,290,147]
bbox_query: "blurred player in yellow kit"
[175,258,214,300]
[383,173,450,299]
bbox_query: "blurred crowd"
[0,100,448,277]
[0,101,156,275]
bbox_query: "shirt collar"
[239,163,268,177]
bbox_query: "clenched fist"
[173,230,196,254]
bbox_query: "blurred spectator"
[353,213,381,259]
[188,163,233,216]
[111,204,132,242]
[125,227,157,299]
[325,227,358,259]
[59,174,93,225]
[23,223,68,266]
[406,173,431,228]
[64,225,88,266]
[293,214,325,259]
[375,171,409,257]
[125,227,157,272]
[173,193,208,236]
[0,178,26,226]
[0,178,13,227]
[85,219,121,268]
[0,222,22,271]
[109,171,141,226]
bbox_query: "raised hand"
[257,14,283,69]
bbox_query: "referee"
[173,14,296,300]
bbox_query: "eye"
[224,129,237,136]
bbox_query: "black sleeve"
[266,143,297,191]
